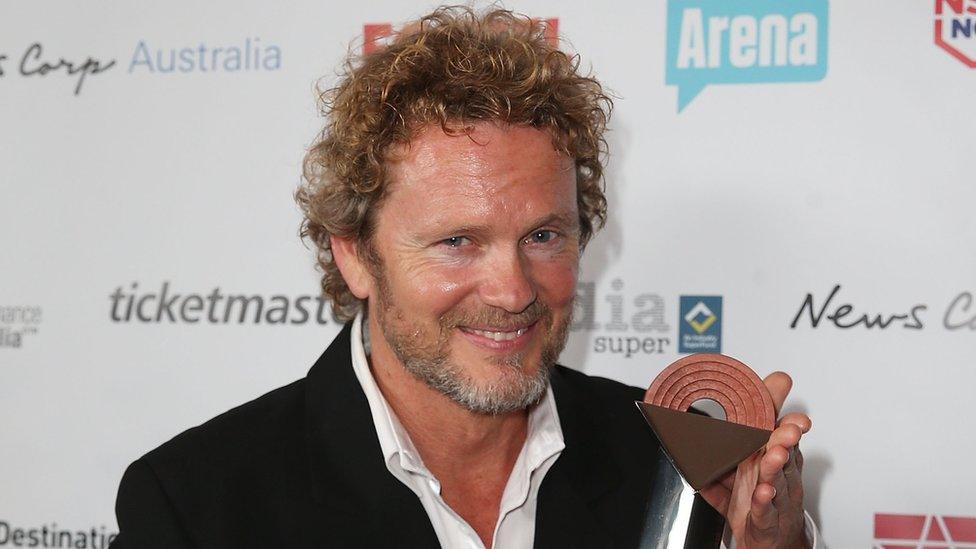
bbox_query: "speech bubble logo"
[666,0,829,112]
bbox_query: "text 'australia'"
[129,38,281,73]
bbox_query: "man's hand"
[699,372,812,549]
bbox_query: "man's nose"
[477,246,537,314]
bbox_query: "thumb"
[763,371,792,416]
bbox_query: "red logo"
[536,18,560,47]
[363,18,559,55]
[874,513,976,548]
[363,24,394,55]
[935,0,976,67]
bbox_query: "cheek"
[376,237,475,316]
[390,263,475,317]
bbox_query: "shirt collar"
[348,311,565,478]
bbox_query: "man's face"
[364,122,580,414]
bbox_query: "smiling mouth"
[459,324,534,342]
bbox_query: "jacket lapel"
[535,367,623,547]
[299,325,673,547]
[303,321,440,546]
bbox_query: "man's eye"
[527,230,557,244]
[441,236,470,248]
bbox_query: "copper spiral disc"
[644,353,776,431]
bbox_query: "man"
[112,7,820,548]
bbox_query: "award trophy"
[635,354,777,548]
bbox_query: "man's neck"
[366,315,529,547]
[366,317,528,479]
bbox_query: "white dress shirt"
[348,313,823,548]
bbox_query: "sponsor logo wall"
[1,2,973,547]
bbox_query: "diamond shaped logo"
[684,301,717,334]
[679,296,722,353]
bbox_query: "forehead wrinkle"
[389,139,497,201]
[395,123,566,179]
[382,123,577,235]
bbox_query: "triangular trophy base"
[636,402,772,491]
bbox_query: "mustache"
[441,301,551,331]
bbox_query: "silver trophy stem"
[638,442,723,549]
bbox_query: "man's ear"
[330,235,373,300]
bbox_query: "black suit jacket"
[111,322,722,548]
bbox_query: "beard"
[372,271,572,415]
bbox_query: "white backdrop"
[2,1,974,547]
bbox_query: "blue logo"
[128,38,281,74]
[666,0,829,112]
[679,296,722,353]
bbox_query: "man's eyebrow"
[529,212,580,230]
[415,212,579,240]
[437,223,492,236]
[450,213,579,234]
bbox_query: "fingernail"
[771,487,777,498]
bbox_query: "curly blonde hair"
[297,6,612,321]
